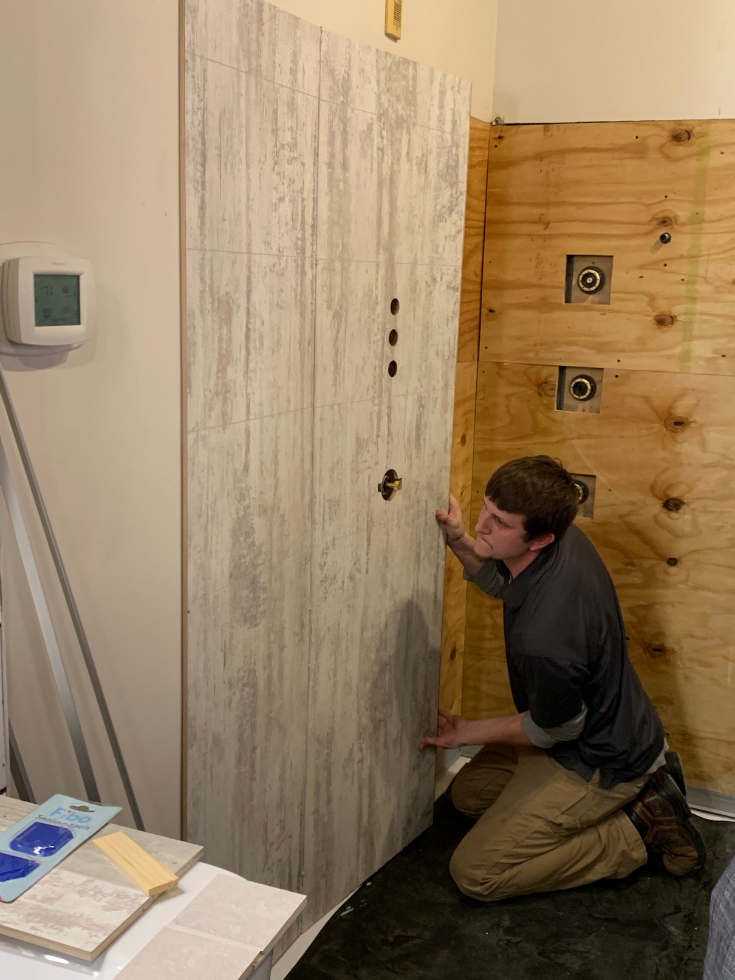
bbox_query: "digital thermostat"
[0,252,95,352]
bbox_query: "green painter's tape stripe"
[680,129,711,373]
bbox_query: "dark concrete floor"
[288,795,735,980]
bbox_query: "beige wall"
[0,1,181,836]
[272,0,498,121]
[494,0,735,123]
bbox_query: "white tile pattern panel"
[185,0,470,938]
[176,872,305,951]
[117,926,259,980]
[118,872,305,980]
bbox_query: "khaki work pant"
[449,744,649,901]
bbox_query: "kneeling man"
[422,455,705,901]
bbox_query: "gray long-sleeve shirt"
[466,524,664,788]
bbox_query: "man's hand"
[436,494,466,544]
[419,708,472,750]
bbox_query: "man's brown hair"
[485,455,579,542]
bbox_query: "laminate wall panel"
[304,35,469,921]
[185,0,470,937]
[185,0,319,894]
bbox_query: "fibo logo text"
[49,807,93,825]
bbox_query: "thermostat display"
[34,274,81,327]
[1,253,95,350]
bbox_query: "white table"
[0,862,298,979]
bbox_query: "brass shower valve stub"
[556,366,604,414]
[574,480,590,504]
[378,469,402,500]
[577,266,605,294]
[565,255,613,304]
[569,473,596,519]
[569,374,597,401]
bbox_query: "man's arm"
[435,494,484,576]
[419,709,534,750]
[436,496,506,599]
[419,704,588,752]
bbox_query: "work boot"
[627,770,706,876]
[664,749,686,797]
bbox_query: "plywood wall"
[440,118,490,717]
[465,121,735,796]
[185,0,470,937]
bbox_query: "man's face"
[474,496,535,562]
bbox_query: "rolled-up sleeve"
[464,560,506,598]
[521,704,588,748]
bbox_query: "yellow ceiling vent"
[385,0,402,41]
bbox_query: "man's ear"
[529,532,555,553]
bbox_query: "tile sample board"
[117,873,305,980]
[184,0,470,936]
[0,797,202,960]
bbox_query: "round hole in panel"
[388,360,398,377]
[390,298,400,315]
[388,329,398,346]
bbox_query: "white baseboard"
[436,746,461,774]
[688,786,735,822]
[435,752,469,801]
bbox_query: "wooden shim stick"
[93,832,179,896]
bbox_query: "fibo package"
[0,795,120,902]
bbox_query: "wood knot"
[666,557,679,566]
[664,415,690,433]
[663,497,686,512]
[460,433,467,447]
[671,128,692,143]
[646,642,670,660]
[654,313,676,328]
[537,380,556,399]
[656,215,675,228]
[449,646,457,661]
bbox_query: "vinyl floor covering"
[287,794,735,980]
